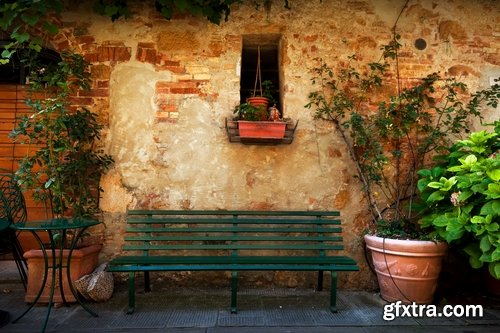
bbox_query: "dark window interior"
[0,42,61,84]
[240,34,281,112]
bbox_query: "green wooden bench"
[107,210,359,314]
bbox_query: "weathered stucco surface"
[54,0,499,290]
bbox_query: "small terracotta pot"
[247,96,270,109]
[364,234,447,304]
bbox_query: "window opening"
[0,41,61,84]
[240,35,281,113]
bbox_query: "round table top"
[10,217,100,231]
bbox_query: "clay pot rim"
[364,234,448,255]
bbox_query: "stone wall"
[48,0,499,290]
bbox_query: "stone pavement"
[1,260,499,333]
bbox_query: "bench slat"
[126,226,342,233]
[127,217,341,225]
[108,264,359,272]
[126,210,340,217]
[109,255,357,265]
[123,244,344,251]
[124,235,343,242]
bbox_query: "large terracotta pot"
[23,244,102,303]
[364,234,447,304]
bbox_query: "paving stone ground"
[1,260,499,333]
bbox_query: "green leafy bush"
[418,122,500,278]
[10,52,114,218]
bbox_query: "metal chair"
[0,168,28,290]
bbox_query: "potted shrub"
[417,122,500,292]
[9,51,113,303]
[306,35,500,304]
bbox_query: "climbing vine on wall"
[94,0,292,24]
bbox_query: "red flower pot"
[247,96,270,109]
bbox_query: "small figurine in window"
[269,104,281,122]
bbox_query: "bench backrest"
[123,210,344,257]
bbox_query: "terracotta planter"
[17,230,51,252]
[364,234,447,304]
[237,121,286,139]
[23,244,102,303]
[247,96,270,109]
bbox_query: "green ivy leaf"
[42,21,59,34]
[417,178,429,192]
[417,169,432,177]
[480,235,492,252]
[471,215,485,224]
[487,169,500,181]
[20,13,39,26]
[11,30,30,43]
[458,190,473,201]
[491,248,500,263]
[1,49,13,59]
[480,252,493,263]
[464,243,483,267]
[427,181,443,189]
[486,183,500,199]
[486,223,499,232]
[431,166,445,178]
[489,262,500,279]
[481,200,500,215]
[427,191,445,203]
[433,214,451,227]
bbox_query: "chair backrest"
[0,169,27,224]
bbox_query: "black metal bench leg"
[231,271,238,314]
[317,271,324,291]
[127,272,136,314]
[144,271,151,292]
[330,271,338,313]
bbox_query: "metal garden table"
[10,217,100,333]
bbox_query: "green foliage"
[234,80,276,121]
[0,0,63,64]
[95,0,296,25]
[9,52,114,218]
[233,102,267,121]
[261,79,276,106]
[418,123,500,278]
[306,35,500,239]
